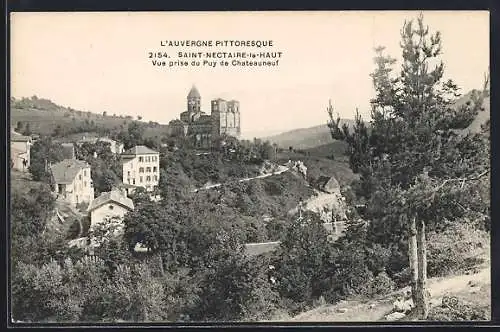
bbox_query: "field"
[11,101,168,139]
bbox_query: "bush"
[367,270,396,296]
[427,221,489,277]
[76,202,89,213]
[428,298,490,321]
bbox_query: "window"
[154,175,158,181]
[140,176,143,183]
[84,170,87,176]
[146,156,151,162]
[146,167,151,173]
[139,157,143,162]
[127,171,130,176]
[139,167,144,173]
[133,179,136,185]
[84,181,87,187]
[153,167,157,172]
[146,176,151,182]
[109,205,114,210]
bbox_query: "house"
[51,159,94,206]
[121,145,160,195]
[10,130,32,172]
[87,189,134,228]
[316,175,341,194]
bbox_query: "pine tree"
[328,13,489,319]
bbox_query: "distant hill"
[10,96,167,138]
[262,119,356,150]
[452,89,490,136]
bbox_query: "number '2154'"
[148,52,169,58]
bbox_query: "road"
[191,165,290,193]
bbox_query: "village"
[9,12,491,324]
[10,86,351,258]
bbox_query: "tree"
[327,13,489,319]
[29,137,65,182]
[22,123,32,136]
[137,115,143,121]
[272,211,332,304]
[102,111,107,117]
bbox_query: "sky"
[10,11,489,138]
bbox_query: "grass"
[11,106,168,139]
[276,151,358,187]
[10,169,46,195]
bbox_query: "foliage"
[272,212,332,304]
[428,298,490,321]
[426,220,489,277]
[189,254,280,321]
[28,137,65,182]
[74,141,122,195]
[326,13,489,296]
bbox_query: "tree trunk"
[408,215,418,305]
[415,219,429,319]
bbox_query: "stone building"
[87,188,134,228]
[50,159,94,206]
[169,85,241,148]
[10,130,32,172]
[121,145,160,194]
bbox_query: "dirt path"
[191,165,289,193]
[284,266,490,322]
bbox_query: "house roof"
[244,241,280,257]
[77,135,99,143]
[11,131,31,142]
[88,189,134,212]
[122,145,158,156]
[98,137,120,144]
[317,175,339,188]
[50,159,90,184]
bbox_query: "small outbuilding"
[87,189,134,228]
[316,175,341,194]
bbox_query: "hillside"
[10,96,168,138]
[454,91,490,136]
[262,120,355,150]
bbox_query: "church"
[168,86,241,148]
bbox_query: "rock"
[385,312,406,321]
[429,298,441,307]
[336,308,348,313]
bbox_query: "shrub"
[76,202,89,213]
[367,270,396,296]
[427,221,489,277]
[428,298,490,321]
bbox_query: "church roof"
[187,85,201,99]
[198,115,212,123]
